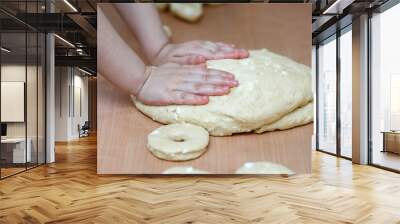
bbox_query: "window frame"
[367,0,400,173]
[315,24,353,161]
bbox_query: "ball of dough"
[162,166,209,174]
[169,3,203,22]
[255,101,313,133]
[133,49,313,136]
[147,123,209,161]
[235,162,295,175]
[163,25,172,38]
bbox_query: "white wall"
[1,65,26,132]
[1,65,27,143]
[71,73,89,138]
[55,66,70,141]
[1,65,37,138]
[54,67,89,141]
[1,63,46,164]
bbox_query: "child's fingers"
[215,42,235,48]
[174,83,231,96]
[171,91,209,105]
[209,49,250,60]
[183,73,238,87]
[173,55,206,65]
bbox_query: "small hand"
[152,40,249,65]
[136,63,238,106]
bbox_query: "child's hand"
[136,63,238,106]
[151,40,249,65]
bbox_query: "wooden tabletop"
[97,3,313,174]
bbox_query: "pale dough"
[134,49,312,136]
[162,166,209,174]
[163,25,172,38]
[169,3,203,22]
[255,101,313,133]
[147,123,209,161]
[156,3,223,23]
[235,162,295,175]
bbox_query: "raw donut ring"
[147,123,209,161]
[235,162,295,175]
[162,166,209,174]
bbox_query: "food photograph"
[97,3,313,174]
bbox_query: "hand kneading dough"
[134,49,312,136]
[235,162,295,175]
[256,101,313,133]
[162,166,209,174]
[147,123,209,161]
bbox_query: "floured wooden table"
[97,3,312,174]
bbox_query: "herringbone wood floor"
[1,135,400,224]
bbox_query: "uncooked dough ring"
[162,166,210,174]
[147,123,209,161]
[235,161,295,175]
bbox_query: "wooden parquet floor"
[1,135,400,224]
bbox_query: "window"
[390,74,400,130]
[317,36,337,154]
[316,25,353,159]
[0,1,47,179]
[370,2,400,171]
[339,27,352,158]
